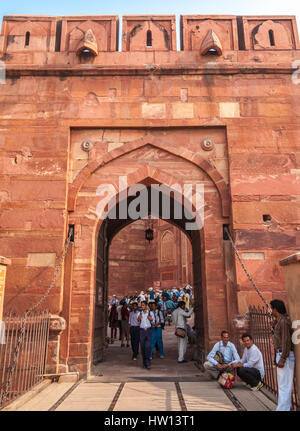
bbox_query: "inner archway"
[92,184,204,366]
[108,218,194,299]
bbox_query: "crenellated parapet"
[0,14,299,66]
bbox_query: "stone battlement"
[0,15,299,67]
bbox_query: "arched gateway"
[1,12,298,384]
[92,185,203,364]
[62,135,234,375]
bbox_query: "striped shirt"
[129,310,140,327]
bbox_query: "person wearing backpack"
[137,301,154,369]
[128,302,140,360]
[150,302,165,359]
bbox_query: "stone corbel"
[76,29,98,56]
[46,314,67,374]
[49,314,66,335]
[200,30,223,56]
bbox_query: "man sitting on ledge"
[204,330,240,379]
[232,333,265,391]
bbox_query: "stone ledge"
[43,372,79,383]
[0,256,11,266]
[49,314,67,333]
[2,379,51,411]
[4,63,298,77]
[279,252,300,266]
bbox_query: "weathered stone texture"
[108,219,193,297]
[0,13,299,372]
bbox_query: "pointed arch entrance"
[92,184,204,364]
[65,135,233,375]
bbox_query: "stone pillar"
[279,252,300,406]
[0,256,11,320]
[46,314,67,374]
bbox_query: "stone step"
[8,379,276,411]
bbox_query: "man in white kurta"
[172,301,193,363]
[232,333,265,391]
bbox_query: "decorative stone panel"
[180,15,239,51]
[65,16,118,52]
[122,15,176,51]
[242,16,300,50]
[2,16,56,53]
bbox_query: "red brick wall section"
[0,14,299,372]
[108,219,193,299]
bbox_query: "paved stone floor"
[3,321,277,411]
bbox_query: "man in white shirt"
[232,333,265,391]
[128,302,140,360]
[172,301,193,363]
[150,302,165,359]
[137,301,154,369]
[204,330,240,379]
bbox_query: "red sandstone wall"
[108,219,193,299]
[0,14,299,371]
[108,220,147,297]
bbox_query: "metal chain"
[28,230,73,314]
[224,226,271,314]
[0,228,73,409]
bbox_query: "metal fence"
[0,310,50,409]
[248,305,299,411]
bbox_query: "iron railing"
[248,305,299,411]
[0,310,50,409]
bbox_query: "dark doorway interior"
[93,185,204,365]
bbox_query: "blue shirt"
[166,300,177,310]
[110,298,119,305]
[149,290,155,300]
[207,341,240,366]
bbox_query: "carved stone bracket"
[76,29,98,56]
[49,314,67,335]
[200,30,223,56]
[46,315,67,374]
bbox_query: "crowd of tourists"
[108,293,294,411]
[107,285,194,368]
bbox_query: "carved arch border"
[68,134,230,217]
[160,229,176,264]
